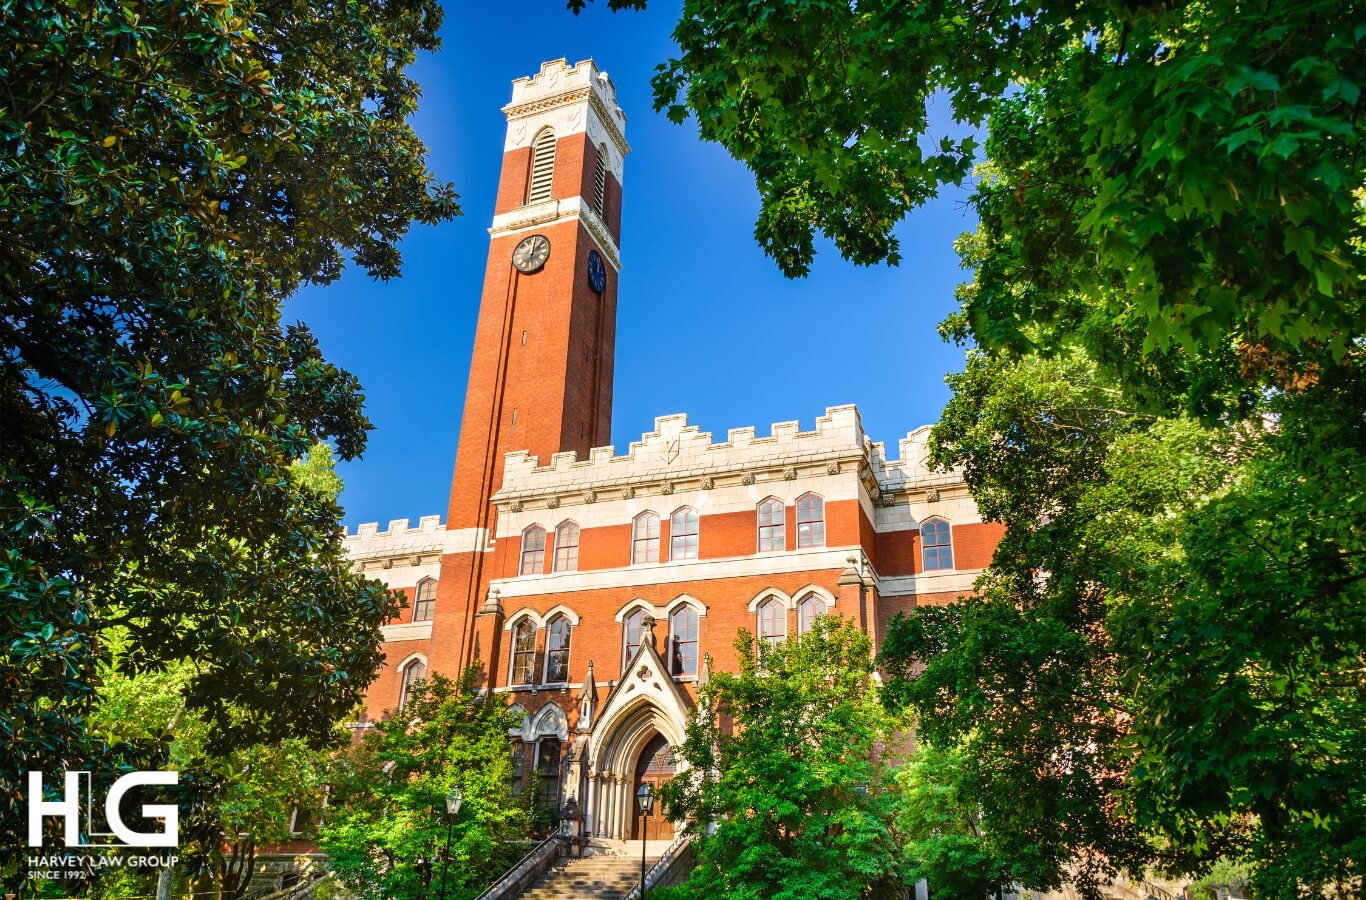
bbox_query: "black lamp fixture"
[438,785,463,900]
[635,782,655,898]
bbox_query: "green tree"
[656,616,902,900]
[319,670,530,900]
[1,0,454,850]
[881,351,1365,895]
[579,0,1360,383]
[891,744,1019,900]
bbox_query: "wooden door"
[631,734,676,840]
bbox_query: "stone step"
[517,854,660,900]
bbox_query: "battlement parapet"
[344,514,445,562]
[495,405,957,504]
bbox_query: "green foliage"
[891,744,1016,900]
[580,0,1360,400]
[1186,858,1253,900]
[320,670,531,900]
[882,351,1365,895]
[1,0,452,855]
[656,616,903,900]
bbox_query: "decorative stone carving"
[584,490,597,503]
[877,492,897,507]
[740,473,755,486]
[510,500,523,513]
[547,496,560,509]
[927,488,941,502]
[622,486,635,500]
[660,482,674,495]
[827,462,840,475]
[700,477,714,490]
[636,665,652,681]
[410,555,422,567]
[783,467,797,481]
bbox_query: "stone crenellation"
[493,405,962,506]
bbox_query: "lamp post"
[635,782,655,899]
[438,785,462,900]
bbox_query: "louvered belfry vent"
[527,128,556,203]
[592,144,606,214]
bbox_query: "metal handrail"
[620,833,694,900]
[473,834,561,900]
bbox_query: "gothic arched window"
[670,507,699,560]
[632,512,660,564]
[544,615,572,684]
[398,657,426,711]
[669,605,699,676]
[757,498,785,551]
[623,607,645,664]
[797,593,827,634]
[758,597,786,647]
[412,577,437,622]
[553,521,579,572]
[510,619,536,685]
[921,517,954,571]
[527,128,556,203]
[520,525,546,575]
[535,737,561,811]
[796,493,825,548]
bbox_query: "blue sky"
[284,1,979,529]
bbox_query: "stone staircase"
[518,844,661,899]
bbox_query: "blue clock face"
[587,249,606,294]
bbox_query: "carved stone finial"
[478,586,504,618]
[641,615,657,649]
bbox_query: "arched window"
[623,607,645,663]
[510,619,536,685]
[796,494,825,548]
[553,521,580,572]
[398,657,426,711]
[757,498,785,552]
[544,615,572,683]
[669,605,699,676]
[670,507,699,560]
[592,143,607,214]
[535,737,561,811]
[520,525,546,575]
[921,517,954,570]
[797,593,827,634]
[758,597,786,647]
[412,577,437,622]
[527,128,556,203]
[632,512,660,564]
[509,740,526,796]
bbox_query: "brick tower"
[427,59,628,683]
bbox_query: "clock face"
[512,234,551,273]
[587,249,607,293]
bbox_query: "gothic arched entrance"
[631,732,676,840]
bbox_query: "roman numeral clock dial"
[512,234,550,273]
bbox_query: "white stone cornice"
[380,621,433,642]
[489,196,622,272]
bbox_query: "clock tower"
[428,59,628,679]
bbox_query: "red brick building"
[344,58,1001,848]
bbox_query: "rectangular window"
[632,514,660,564]
[758,500,785,552]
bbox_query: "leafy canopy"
[656,616,903,900]
[1,0,455,851]
[320,670,532,900]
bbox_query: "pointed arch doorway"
[632,732,676,840]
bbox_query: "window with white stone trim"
[527,127,556,203]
